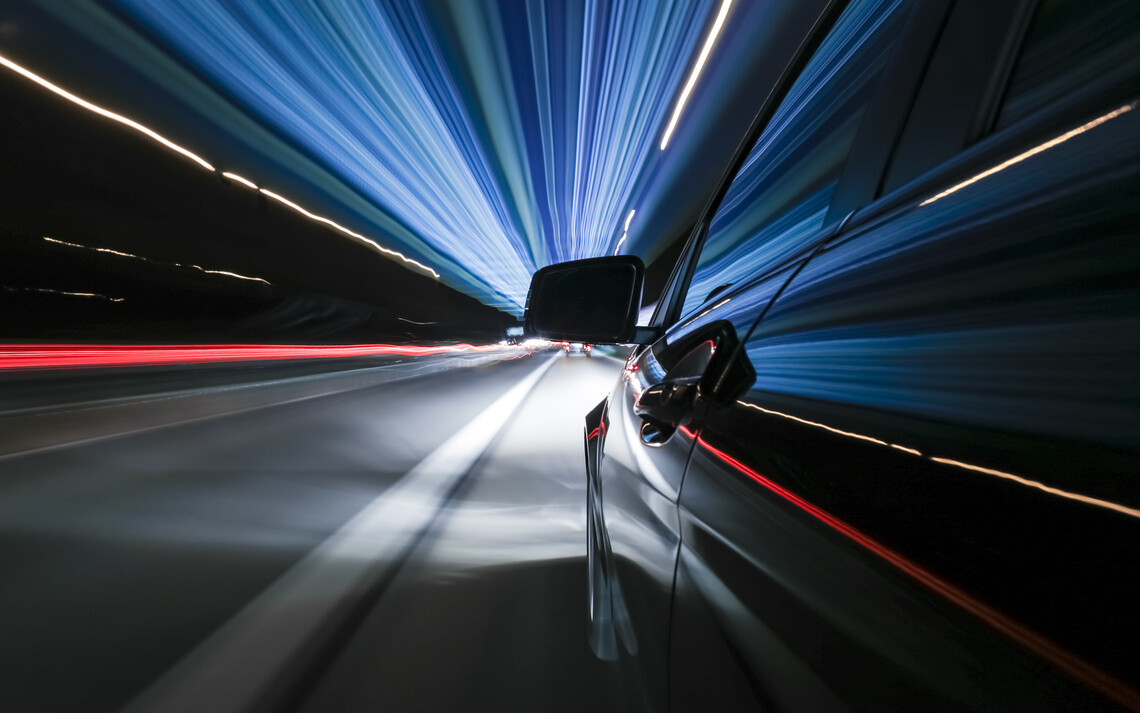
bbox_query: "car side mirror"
[524,256,644,344]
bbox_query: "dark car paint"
[582,0,1139,711]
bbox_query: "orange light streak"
[739,400,1137,521]
[930,457,1140,519]
[921,103,1134,206]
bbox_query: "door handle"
[635,375,699,446]
[631,319,754,446]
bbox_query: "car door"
[584,1,885,710]
[587,0,928,710]
[669,0,1140,711]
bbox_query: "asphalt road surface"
[0,351,626,713]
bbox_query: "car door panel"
[588,257,800,710]
[671,84,1140,712]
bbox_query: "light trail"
[258,188,439,277]
[613,209,636,254]
[921,103,1135,206]
[0,343,528,370]
[43,236,270,285]
[692,431,1140,710]
[0,52,215,171]
[1,285,125,302]
[0,52,441,286]
[739,401,1139,520]
[221,172,258,189]
[100,0,718,310]
[659,0,734,150]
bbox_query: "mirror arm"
[632,326,662,344]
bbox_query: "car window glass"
[666,260,799,354]
[994,0,1140,130]
[679,0,908,320]
[743,98,1140,448]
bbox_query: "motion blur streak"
[741,401,1140,520]
[693,433,1140,709]
[613,209,637,254]
[258,188,439,277]
[220,171,258,189]
[0,286,124,302]
[920,102,1135,206]
[0,343,525,370]
[43,236,271,285]
[188,268,269,284]
[0,51,440,281]
[659,0,734,150]
[929,457,1140,520]
[0,52,215,172]
[103,0,717,310]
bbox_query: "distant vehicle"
[526,0,1140,711]
[562,342,592,356]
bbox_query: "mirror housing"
[524,256,644,343]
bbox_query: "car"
[562,342,592,356]
[524,0,1140,711]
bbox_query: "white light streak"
[3,52,444,286]
[2,285,124,302]
[222,172,258,189]
[0,52,215,172]
[660,0,734,150]
[103,0,720,310]
[189,266,270,284]
[43,236,270,285]
[44,236,141,260]
[258,188,439,278]
[614,208,636,255]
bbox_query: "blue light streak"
[100,0,716,312]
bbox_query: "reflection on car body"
[527,0,1140,711]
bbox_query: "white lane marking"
[122,355,558,713]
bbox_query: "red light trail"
[691,430,1140,710]
[0,343,521,370]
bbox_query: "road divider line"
[122,354,559,713]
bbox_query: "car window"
[744,96,1140,449]
[678,0,909,320]
[994,0,1140,131]
[665,259,800,355]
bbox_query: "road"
[0,351,626,713]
